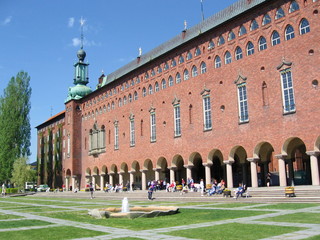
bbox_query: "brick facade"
[37,0,320,190]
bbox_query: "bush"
[5,188,19,194]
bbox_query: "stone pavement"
[0,187,319,240]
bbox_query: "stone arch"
[101,165,109,186]
[189,152,205,183]
[208,149,225,182]
[282,137,311,185]
[144,159,154,184]
[85,167,91,176]
[229,146,250,187]
[157,157,169,181]
[110,164,119,186]
[66,169,72,177]
[93,166,99,176]
[131,161,142,189]
[172,154,186,183]
[254,142,276,186]
[120,162,129,186]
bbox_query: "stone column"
[169,167,176,184]
[203,163,212,185]
[223,160,234,189]
[306,151,320,186]
[92,175,96,190]
[153,168,161,181]
[275,154,287,187]
[140,170,147,190]
[71,175,77,191]
[247,158,259,188]
[183,165,192,181]
[109,173,114,187]
[129,171,135,191]
[119,172,123,185]
[100,174,105,191]
[65,177,70,191]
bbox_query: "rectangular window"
[174,105,181,137]
[114,124,119,150]
[203,96,212,130]
[130,119,135,147]
[281,69,295,113]
[150,113,156,142]
[237,85,249,122]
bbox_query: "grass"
[252,203,319,210]
[0,219,52,229]
[165,223,305,240]
[0,226,107,240]
[0,213,23,220]
[261,212,320,224]
[38,208,268,230]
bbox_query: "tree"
[0,71,31,183]
[11,157,36,190]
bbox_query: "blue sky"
[0,0,238,162]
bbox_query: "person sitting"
[208,184,216,196]
[234,183,244,199]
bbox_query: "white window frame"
[281,69,296,114]
[203,95,212,130]
[174,105,181,137]
[237,84,249,123]
[150,113,156,142]
[114,123,119,150]
[130,118,135,147]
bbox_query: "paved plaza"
[0,187,319,240]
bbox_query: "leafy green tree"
[0,71,31,183]
[11,157,36,190]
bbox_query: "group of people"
[207,179,226,196]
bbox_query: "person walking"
[89,182,94,199]
[147,185,153,200]
[1,184,5,197]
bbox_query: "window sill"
[283,110,296,116]
[238,120,249,125]
[203,128,212,132]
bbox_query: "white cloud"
[72,37,81,47]
[68,17,75,28]
[1,16,12,26]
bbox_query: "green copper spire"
[65,18,92,103]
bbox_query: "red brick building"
[37,0,320,190]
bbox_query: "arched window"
[148,85,153,95]
[250,19,259,31]
[215,56,221,68]
[228,31,236,41]
[225,51,232,64]
[161,79,166,89]
[239,25,247,36]
[218,35,225,46]
[123,96,127,105]
[128,93,132,102]
[133,91,138,101]
[157,66,162,74]
[107,103,110,112]
[145,72,149,79]
[168,76,174,86]
[262,14,271,25]
[178,55,184,64]
[259,36,267,51]
[275,7,285,19]
[289,1,300,13]
[118,98,122,107]
[271,31,280,46]
[195,47,201,56]
[155,82,159,92]
[111,101,115,110]
[200,62,207,74]
[136,77,140,84]
[176,73,181,83]
[208,40,215,49]
[150,69,155,77]
[186,51,193,60]
[142,87,147,97]
[285,25,295,40]
[183,69,189,80]
[300,18,310,35]
[247,41,254,55]
[171,59,177,67]
[191,66,198,77]
[235,47,243,60]
[164,62,169,71]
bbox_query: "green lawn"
[165,223,305,240]
[0,219,52,229]
[0,226,107,240]
[261,212,320,224]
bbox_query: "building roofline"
[35,110,65,129]
[102,0,268,86]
